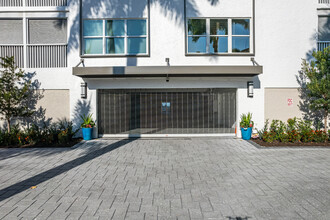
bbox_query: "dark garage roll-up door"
[98,89,236,135]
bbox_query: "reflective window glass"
[232,19,250,35]
[210,19,228,35]
[188,36,206,53]
[188,19,206,35]
[232,36,250,52]
[106,38,125,54]
[127,20,146,36]
[84,38,103,54]
[106,20,125,36]
[83,20,103,36]
[127,37,147,54]
[210,37,228,53]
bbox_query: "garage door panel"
[98,89,236,135]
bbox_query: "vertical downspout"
[184,0,187,55]
[79,0,82,56]
[253,0,256,56]
[148,0,150,56]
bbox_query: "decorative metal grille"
[98,89,237,135]
[27,45,67,68]
[26,0,67,6]
[0,45,24,68]
[0,0,23,6]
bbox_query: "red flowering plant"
[80,114,95,128]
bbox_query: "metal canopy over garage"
[73,65,263,77]
[98,89,236,137]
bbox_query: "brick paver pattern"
[0,138,329,219]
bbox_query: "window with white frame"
[187,18,251,54]
[83,19,148,55]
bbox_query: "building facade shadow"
[0,138,138,202]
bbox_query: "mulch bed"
[0,138,83,149]
[251,138,330,147]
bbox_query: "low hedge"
[0,119,79,147]
[257,118,329,143]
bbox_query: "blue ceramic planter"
[241,127,252,140]
[82,127,93,140]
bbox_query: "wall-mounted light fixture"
[247,81,254,97]
[165,58,170,66]
[81,82,87,99]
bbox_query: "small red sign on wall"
[287,99,293,106]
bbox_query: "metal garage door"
[97,89,236,136]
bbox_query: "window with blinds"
[318,16,330,51]
[0,19,23,44]
[28,19,67,44]
[27,19,67,68]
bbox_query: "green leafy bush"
[313,130,327,142]
[0,119,79,147]
[287,129,301,143]
[262,131,276,143]
[270,120,286,141]
[256,118,328,144]
[297,120,314,143]
[278,132,289,142]
[257,119,269,140]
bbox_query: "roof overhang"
[73,65,263,78]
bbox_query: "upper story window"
[318,16,330,51]
[83,19,148,56]
[187,18,251,55]
[0,19,23,45]
[28,19,67,44]
[0,18,68,68]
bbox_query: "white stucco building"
[0,0,329,137]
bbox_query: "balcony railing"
[319,0,330,3]
[27,44,67,68]
[0,45,24,67]
[0,0,67,7]
[0,45,67,68]
[317,41,330,51]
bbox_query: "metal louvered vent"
[0,46,24,68]
[27,45,67,68]
[98,89,236,135]
[0,0,23,6]
[26,0,67,6]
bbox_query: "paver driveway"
[0,138,329,220]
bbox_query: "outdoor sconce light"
[247,81,254,97]
[165,58,170,66]
[81,82,87,99]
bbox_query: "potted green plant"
[80,114,95,140]
[240,112,254,140]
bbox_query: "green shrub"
[314,130,327,142]
[262,131,276,143]
[257,119,269,140]
[298,120,313,143]
[287,129,301,142]
[270,120,286,141]
[278,132,290,142]
[0,119,79,147]
[287,117,298,132]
